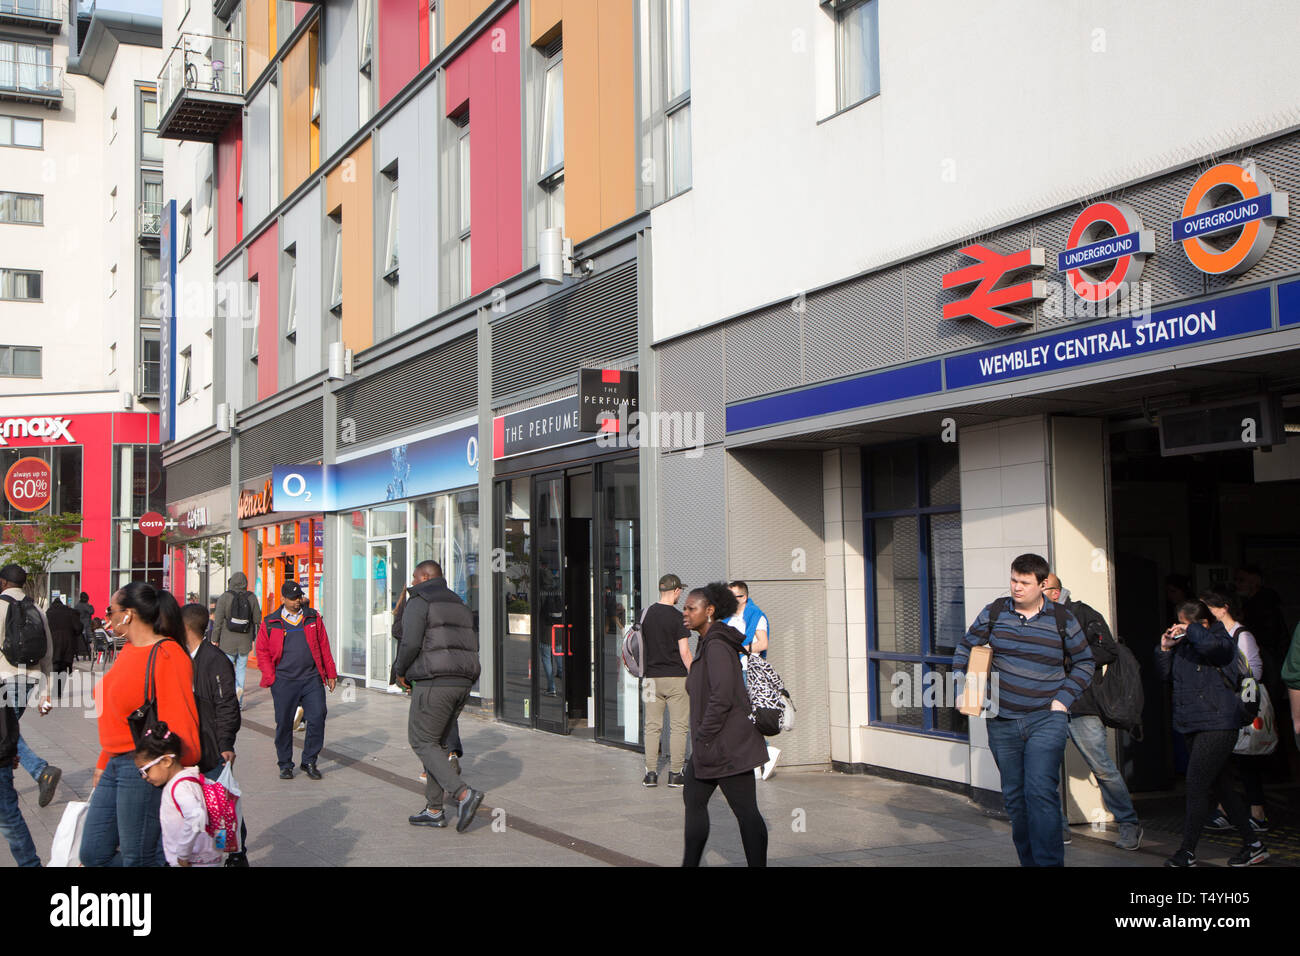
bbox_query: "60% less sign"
[4,457,52,512]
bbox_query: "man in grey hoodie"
[212,572,262,704]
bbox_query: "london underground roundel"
[1173,161,1289,275]
[4,457,52,513]
[1058,201,1153,303]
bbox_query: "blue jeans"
[16,737,46,781]
[986,709,1069,867]
[80,752,166,867]
[1060,714,1139,828]
[226,653,249,694]
[0,767,38,867]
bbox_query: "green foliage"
[0,513,91,603]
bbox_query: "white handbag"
[48,796,90,867]
[1235,683,1278,756]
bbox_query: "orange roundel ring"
[1179,162,1262,275]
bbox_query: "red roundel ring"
[1065,201,1145,303]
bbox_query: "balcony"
[0,59,63,108]
[157,34,244,142]
[0,0,64,33]
[138,201,163,242]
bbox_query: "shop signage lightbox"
[579,369,639,432]
[492,396,593,459]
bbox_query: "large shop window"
[111,443,166,592]
[0,445,81,523]
[864,440,966,738]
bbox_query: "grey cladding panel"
[337,333,477,447]
[165,444,232,500]
[1128,168,1206,306]
[655,328,724,446]
[239,400,324,479]
[491,262,638,400]
[803,266,907,378]
[722,301,801,403]
[1208,137,1300,294]
[657,446,726,594]
[725,449,825,581]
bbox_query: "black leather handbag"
[127,642,164,747]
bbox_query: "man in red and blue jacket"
[256,581,338,780]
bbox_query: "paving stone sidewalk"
[0,663,1234,867]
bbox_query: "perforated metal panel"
[164,444,232,500]
[1128,167,1206,306]
[238,400,323,480]
[657,445,726,594]
[726,449,826,580]
[722,301,802,403]
[905,236,1020,359]
[337,333,477,447]
[803,266,907,379]
[1209,137,1300,294]
[748,580,830,767]
[491,262,638,400]
[656,328,725,446]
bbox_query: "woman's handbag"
[126,642,164,747]
[1235,683,1278,756]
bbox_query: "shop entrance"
[496,457,641,743]
[250,517,324,619]
[1110,422,1300,791]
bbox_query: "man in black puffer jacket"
[395,560,485,833]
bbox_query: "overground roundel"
[1059,201,1153,303]
[1173,161,1290,275]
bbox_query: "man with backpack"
[1043,573,1142,851]
[213,572,261,705]
[639,574,692,788]
[0,564,54,864]
[954,554,1094,867]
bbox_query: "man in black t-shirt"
[642,573,693,788]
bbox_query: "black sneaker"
[1164,849,1196,868]
[1062,828,1072,846]
[1249,815,1270,834]
[1204,813,1232,831]
[409,807,448,828]
[642,771,658,788]
[455,787,485,833]
[1228,842,1269,867]
[667,771,685,788]
[224,852,250,867]
[279,767,295,780]
[36,766,61,808]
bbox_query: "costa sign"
[138,512,166,537]
[1058,201,1153,304]
[1172,161,1289,275]
[4,457,52,512]
[0,416,74,447]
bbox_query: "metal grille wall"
[239,400,324,480]
[164,444,232,500]
[337,333,477,447]
[656,327,726,446]
[492,262,638,401]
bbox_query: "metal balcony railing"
[0,0,64,32]
[0,59,63,105]
[157,34,244,141]
[138,201,163,240]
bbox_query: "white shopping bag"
[217,762,244,853]
[48,797,90,867]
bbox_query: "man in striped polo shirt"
[955,553,1095,866]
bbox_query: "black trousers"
[1181,729,1253,852]
[682,759,767,867]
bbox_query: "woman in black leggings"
[1155,600,1268,867]
[681,583,769,867]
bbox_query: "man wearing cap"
[255,581,338,780]
[641,573,693,788]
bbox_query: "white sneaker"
[759,746,781,780]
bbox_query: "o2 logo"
[467,436,479,470]
[280,472,313,503]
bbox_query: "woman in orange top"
[80,582,200,867]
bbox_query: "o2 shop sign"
[4,457,52,512]
[944,159,1289,329]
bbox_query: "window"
[109,107,117,143]
[458,126,470,297]
[639,0,691,207]
[0,40,54,94]
[0,269,40,300]
[665,0,691,194]
[359,0,374,73]
[0,192,42,224]
[248,279,260,359]
[328,214,343,312]
[835,0,880,110]
[179,347,192,400]
[180,202,193,258]
[140,249,161,318]
[201,169,214,233]
[0,345,41,377]
[284,245,299,335]
[383,178,399,278]
[865,441,966,738]
[429,0,438,56]
[138,329,161,396]
[0,114,42,148]
[537,46,565,230]
[140,89,162,163]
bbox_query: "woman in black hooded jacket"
[681,582,769,867]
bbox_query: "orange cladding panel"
[562,1,600,242]
[282,31,314,197]
[595,0,635,231]
[323,138,374,353]
[444,0,496,46]
[246,0,272,82]
[530,0,563,44]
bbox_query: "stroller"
[90,622,123,672]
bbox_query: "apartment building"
[0,0,163,608]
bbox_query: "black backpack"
[1092,638,1145,740]
[227,590,252,634]
[1,594,48,667]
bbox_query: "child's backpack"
[743,649,795,736]
[1,594,48,667]
[171,774,241,853]
[620,606,653,678]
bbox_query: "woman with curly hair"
[680,582,769,866]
